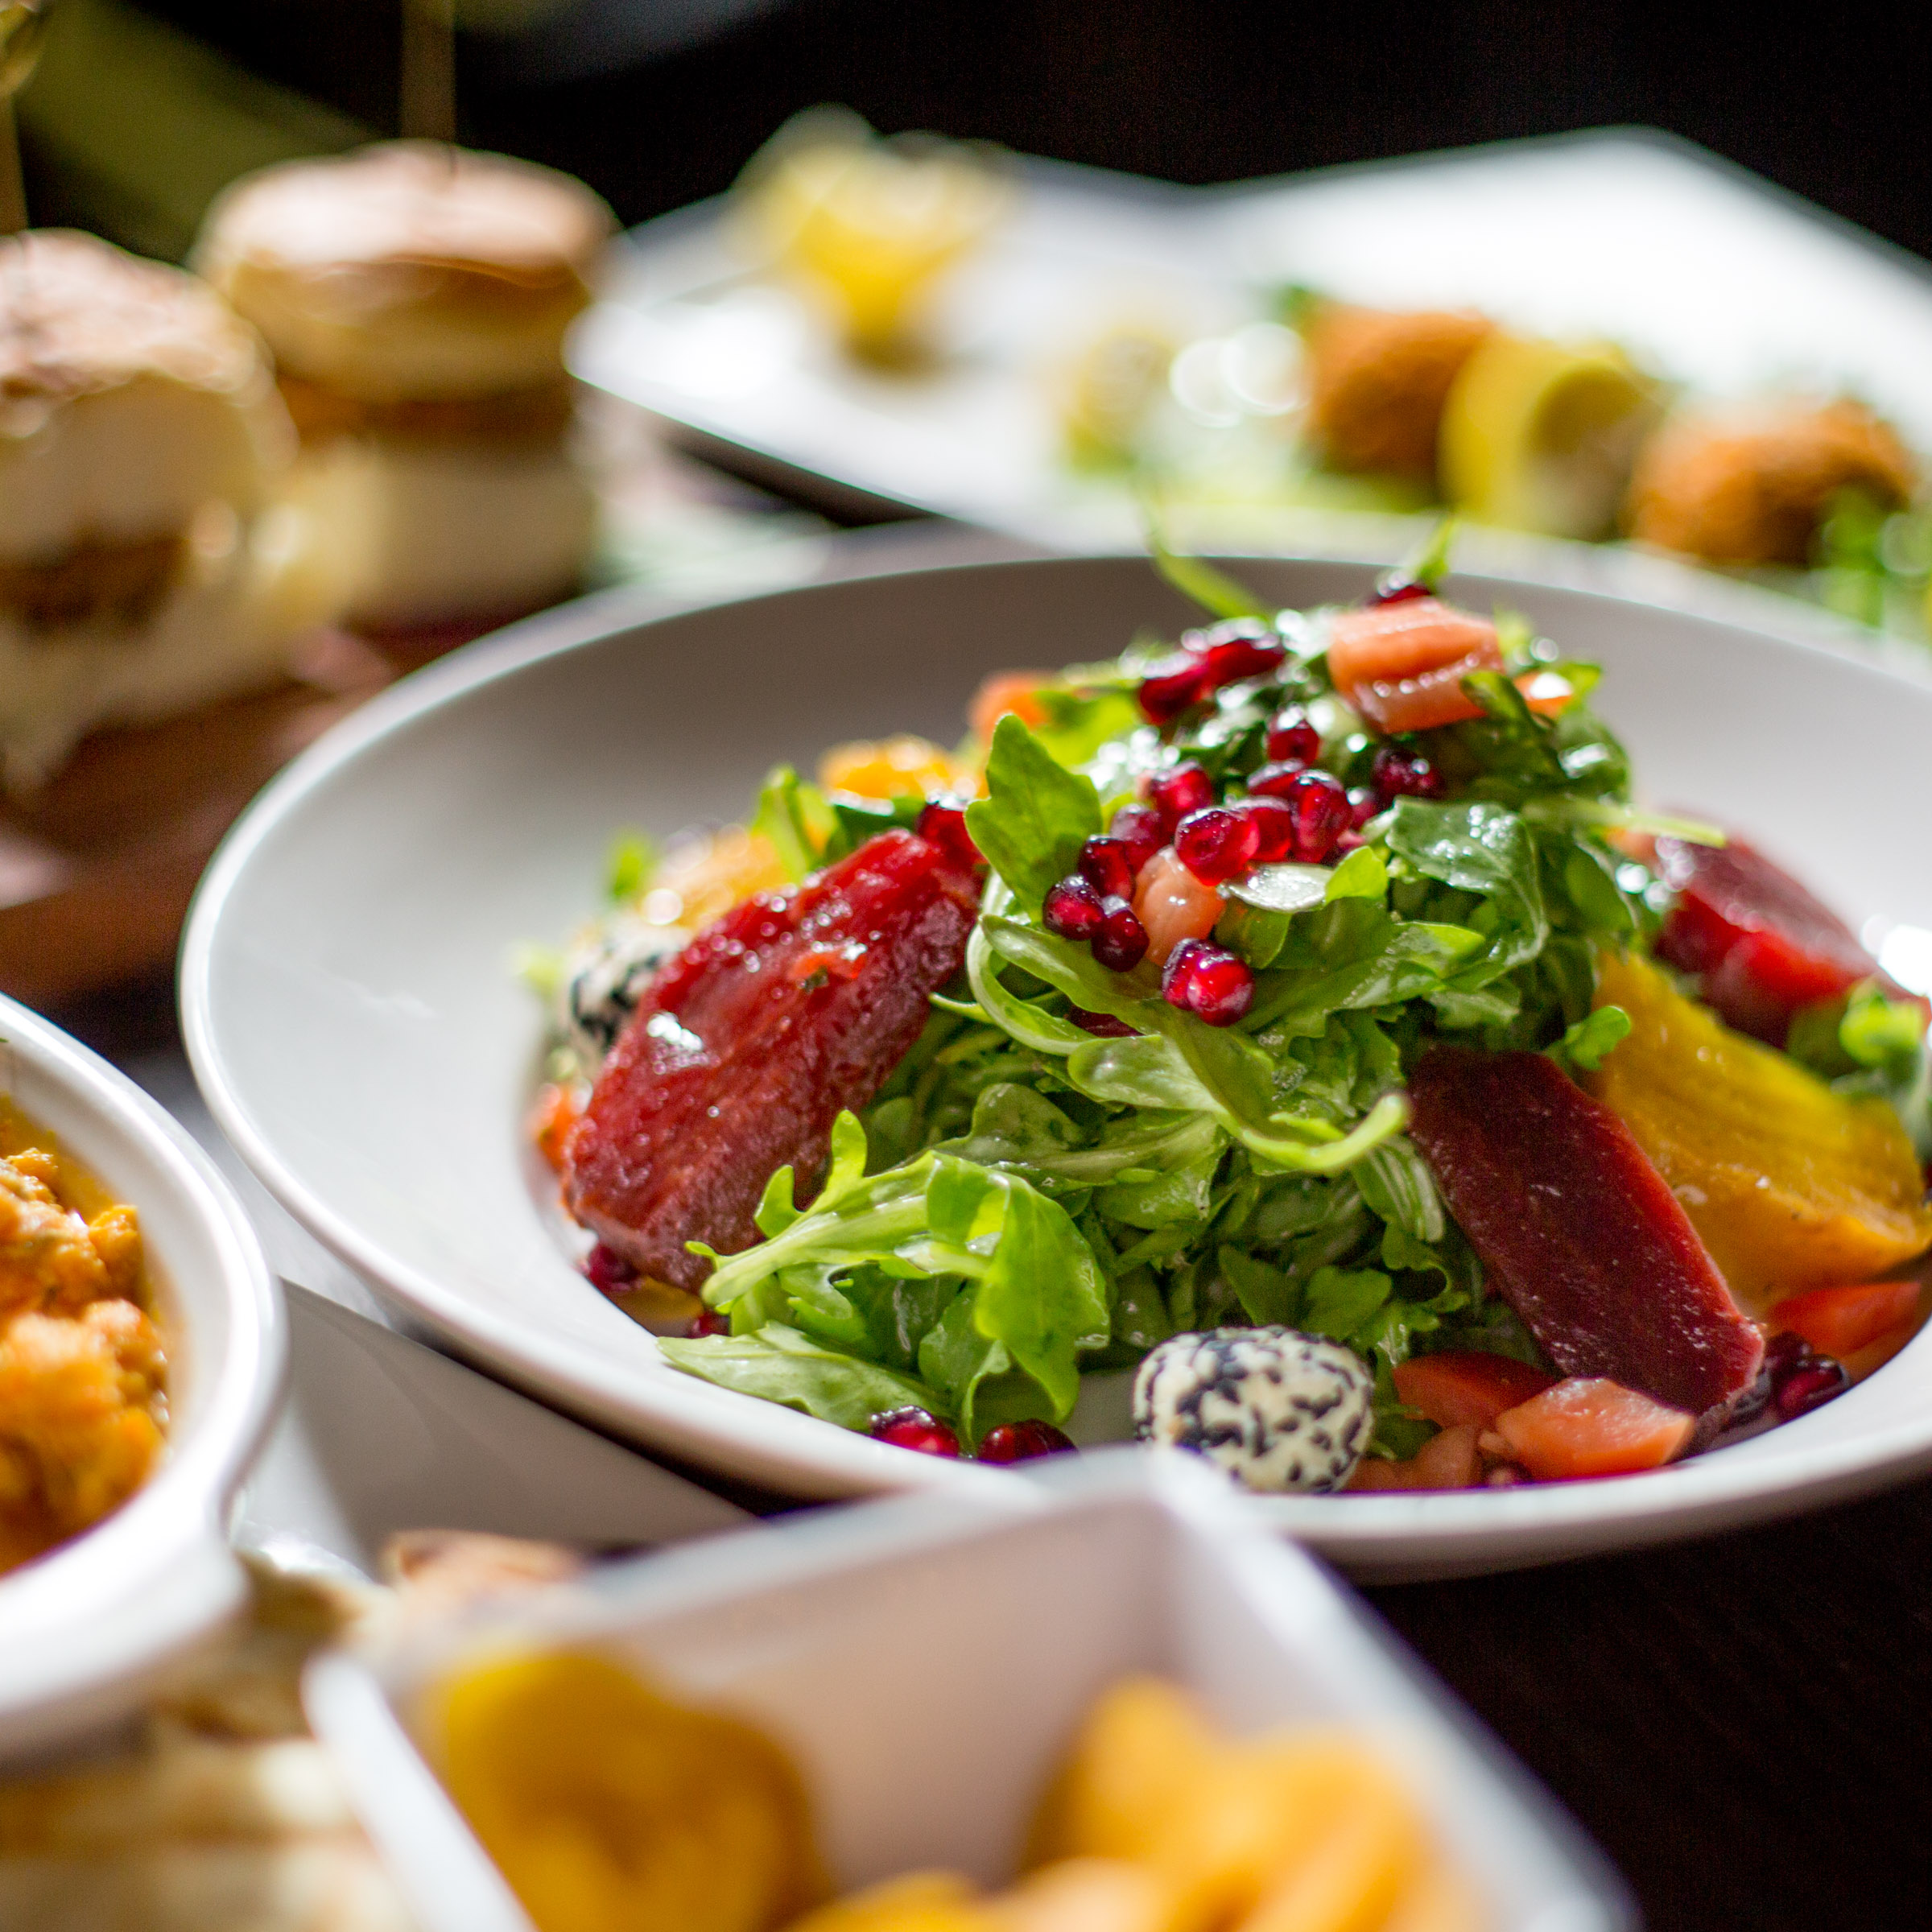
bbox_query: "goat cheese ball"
[1133,1327,1373,1493]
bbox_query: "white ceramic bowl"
[0,994,280,1755]
[305,1452,1631,1932]
[183,551,1932,1579]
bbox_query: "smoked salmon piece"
[1490,1378,1695,1481]
[1324,596,1503,734]
[1653,834,1899,1044]
[1407,1046,1764,1418]
[565,830,980,1290]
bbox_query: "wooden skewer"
[0,100,23,237]
[0,0,57,237]
[400,0,456,145]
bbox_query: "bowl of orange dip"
[0,993,280,1756]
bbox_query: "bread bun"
[0,230,290,561]
[195,142,615,402]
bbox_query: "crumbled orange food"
[819,735,980,803]
[0,1127,165,1575]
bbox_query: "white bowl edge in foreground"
[180,549,1932,1580]
[305,1452,1634,1932]
[0,995,282,1756]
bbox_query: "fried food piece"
[1302,304,1493,481]
[1626,400,1917,565]
[0,1150,136,1317]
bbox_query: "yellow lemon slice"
[1439,332,1660,539]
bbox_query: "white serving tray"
[306,1453,1633,1932]
[572,129,1932,554]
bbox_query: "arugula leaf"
[1547,1005,1632,1074]
[701,1124,1108,1422]
[658,1323,943,1428]
[1301,1265,1393,1340]
[1385,799,1547,986]
[605,828,656,902]
[751,765,838,881]
[1149,535,1271,621]
[965,715,1104,914]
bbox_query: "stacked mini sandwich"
[0,231,334,790]
[195,142,615,632]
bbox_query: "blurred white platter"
[183,549,1932,1579]
[572,130,1932,554]
[307,1454,1632,1932]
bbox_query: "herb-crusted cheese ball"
[1133,1327,1373,1493]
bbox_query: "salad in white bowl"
[528,535,1932,1496]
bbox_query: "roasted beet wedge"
[1653,834,1897,1043]
[565,830,980,1290]
[1408,1046,1764,1419]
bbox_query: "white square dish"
[305,1453,1632,1932]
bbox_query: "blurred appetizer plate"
[576,130,1932,563]
[1216,129,1932,456]
[306,1452,1632,1932]
[235,1282,748,1581]
[0,994,281,1755]
[571,155,1243,537]
[184,553,1932,1580]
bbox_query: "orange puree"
[0,1099,165,1575]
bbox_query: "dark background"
[137,0,1932,262]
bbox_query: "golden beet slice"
[1590,952,1932,1311]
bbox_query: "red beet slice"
[565,830,979,1290]
[1653,834,1896,1043]
[1408,1046,1764,1418]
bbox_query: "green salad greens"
[645,542,1691,1458]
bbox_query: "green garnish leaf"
[605,828,657,903]
[965,715,1104,914]
[1547,1005,1633,1074]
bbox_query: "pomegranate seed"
[916,798,981,871]
[871,1407,962,1456]
[1347,786,1381,828]
[1162,939,1255,1026]
[1776,1360,1850,1419]
[1370,574,1431,605]
[1068,1006,1139,1038]
[1109,803,1166,873]
[1079,836,1138,902]
[977,1419,1078,1463]
[1371,745,1446,803]
[1092,898,1150,972]
[1183,616,1273,654]
[584,1243,638,1298]
[1241,797,1296,864]
[1146,762,1216,832]
[1333,832,1367,857]
[1195,633,1286,687]
[1284,770,1353,862]
[1138,654,1210,724]
[688,1308,730,1338]
[1043,874,1104,941]
[1246,760,1308,799]
[1764,1328,1852,1422]
[1266,708,1322,765]
[1175,807,1263,886]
